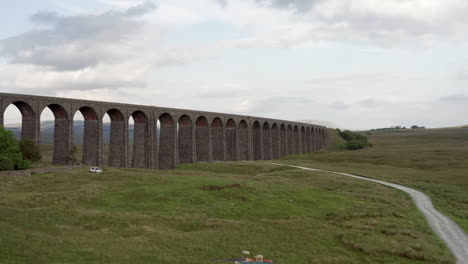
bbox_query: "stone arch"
[301,126,306,154]
[106,108,126,167]
[178,115,193,164]
[253,121,262,160]
[158,113,175,169]
[294,125,300,154]
[41,103,70,165]
[280,124,287,157]
[306,127,311,153]
[262,122,271,160]
[238,120,249,160]
[196,116,209,162]
[225,119,237,161]
[287,124,293,155]
[76,106,99,166]
[131,111,149,168]
[211,117,224,161]
[271,123,279,159]
[6,101,37,142]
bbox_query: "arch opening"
[306,127,311,153]
[3,101,37,143]
[2,104,22,140]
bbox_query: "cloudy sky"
[1,0,468,129]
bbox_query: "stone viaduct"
[0,93,330,169]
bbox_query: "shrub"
[19,138,42,162]
[67,145,78,164]
[336,129,372,151]
[14,158,31,170]
[0,155,14,171]
[0,127,31,170]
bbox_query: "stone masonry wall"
[0,92,330,170]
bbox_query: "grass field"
[37,145,130,168]
[1,128,465,263]
[280,127,468,233]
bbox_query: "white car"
[89,167,103,173]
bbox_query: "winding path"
[271,163,468,264]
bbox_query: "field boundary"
[0,165,83,177]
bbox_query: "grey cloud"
[457,67,468,80]
[358,98,379,108]
[439,94,468,102]
[30,11,61,25]
[217,0,228,8]
[219,0,321,11]
[125,1,157,16]
[196,89,249,99]
[249,96,313,113]
[257,0,321,11]
[0,2,156,71]
[330,101,349,110]
[228,0,468,49]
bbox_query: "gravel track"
[271,163,468,264]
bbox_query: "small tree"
[0,155,14,171]
[67,145,78,165]
[0,127,30,170]
[336,129,372,151]
[19,138,42,162]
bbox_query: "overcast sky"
[1,0,468,129]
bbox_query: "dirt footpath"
[272,163,468,264]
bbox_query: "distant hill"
[5,121,135,144]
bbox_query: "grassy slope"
[280,128,468,233]
[0,162,454,263]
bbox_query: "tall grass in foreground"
[0,161,455,263]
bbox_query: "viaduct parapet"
[0,93,330,169]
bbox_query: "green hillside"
[2,127,467,263]
[280,127,468,232]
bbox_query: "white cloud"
[330,101,349,110]
[0,2,216,96]
[0,2,157,70]
[2,0,468,129]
